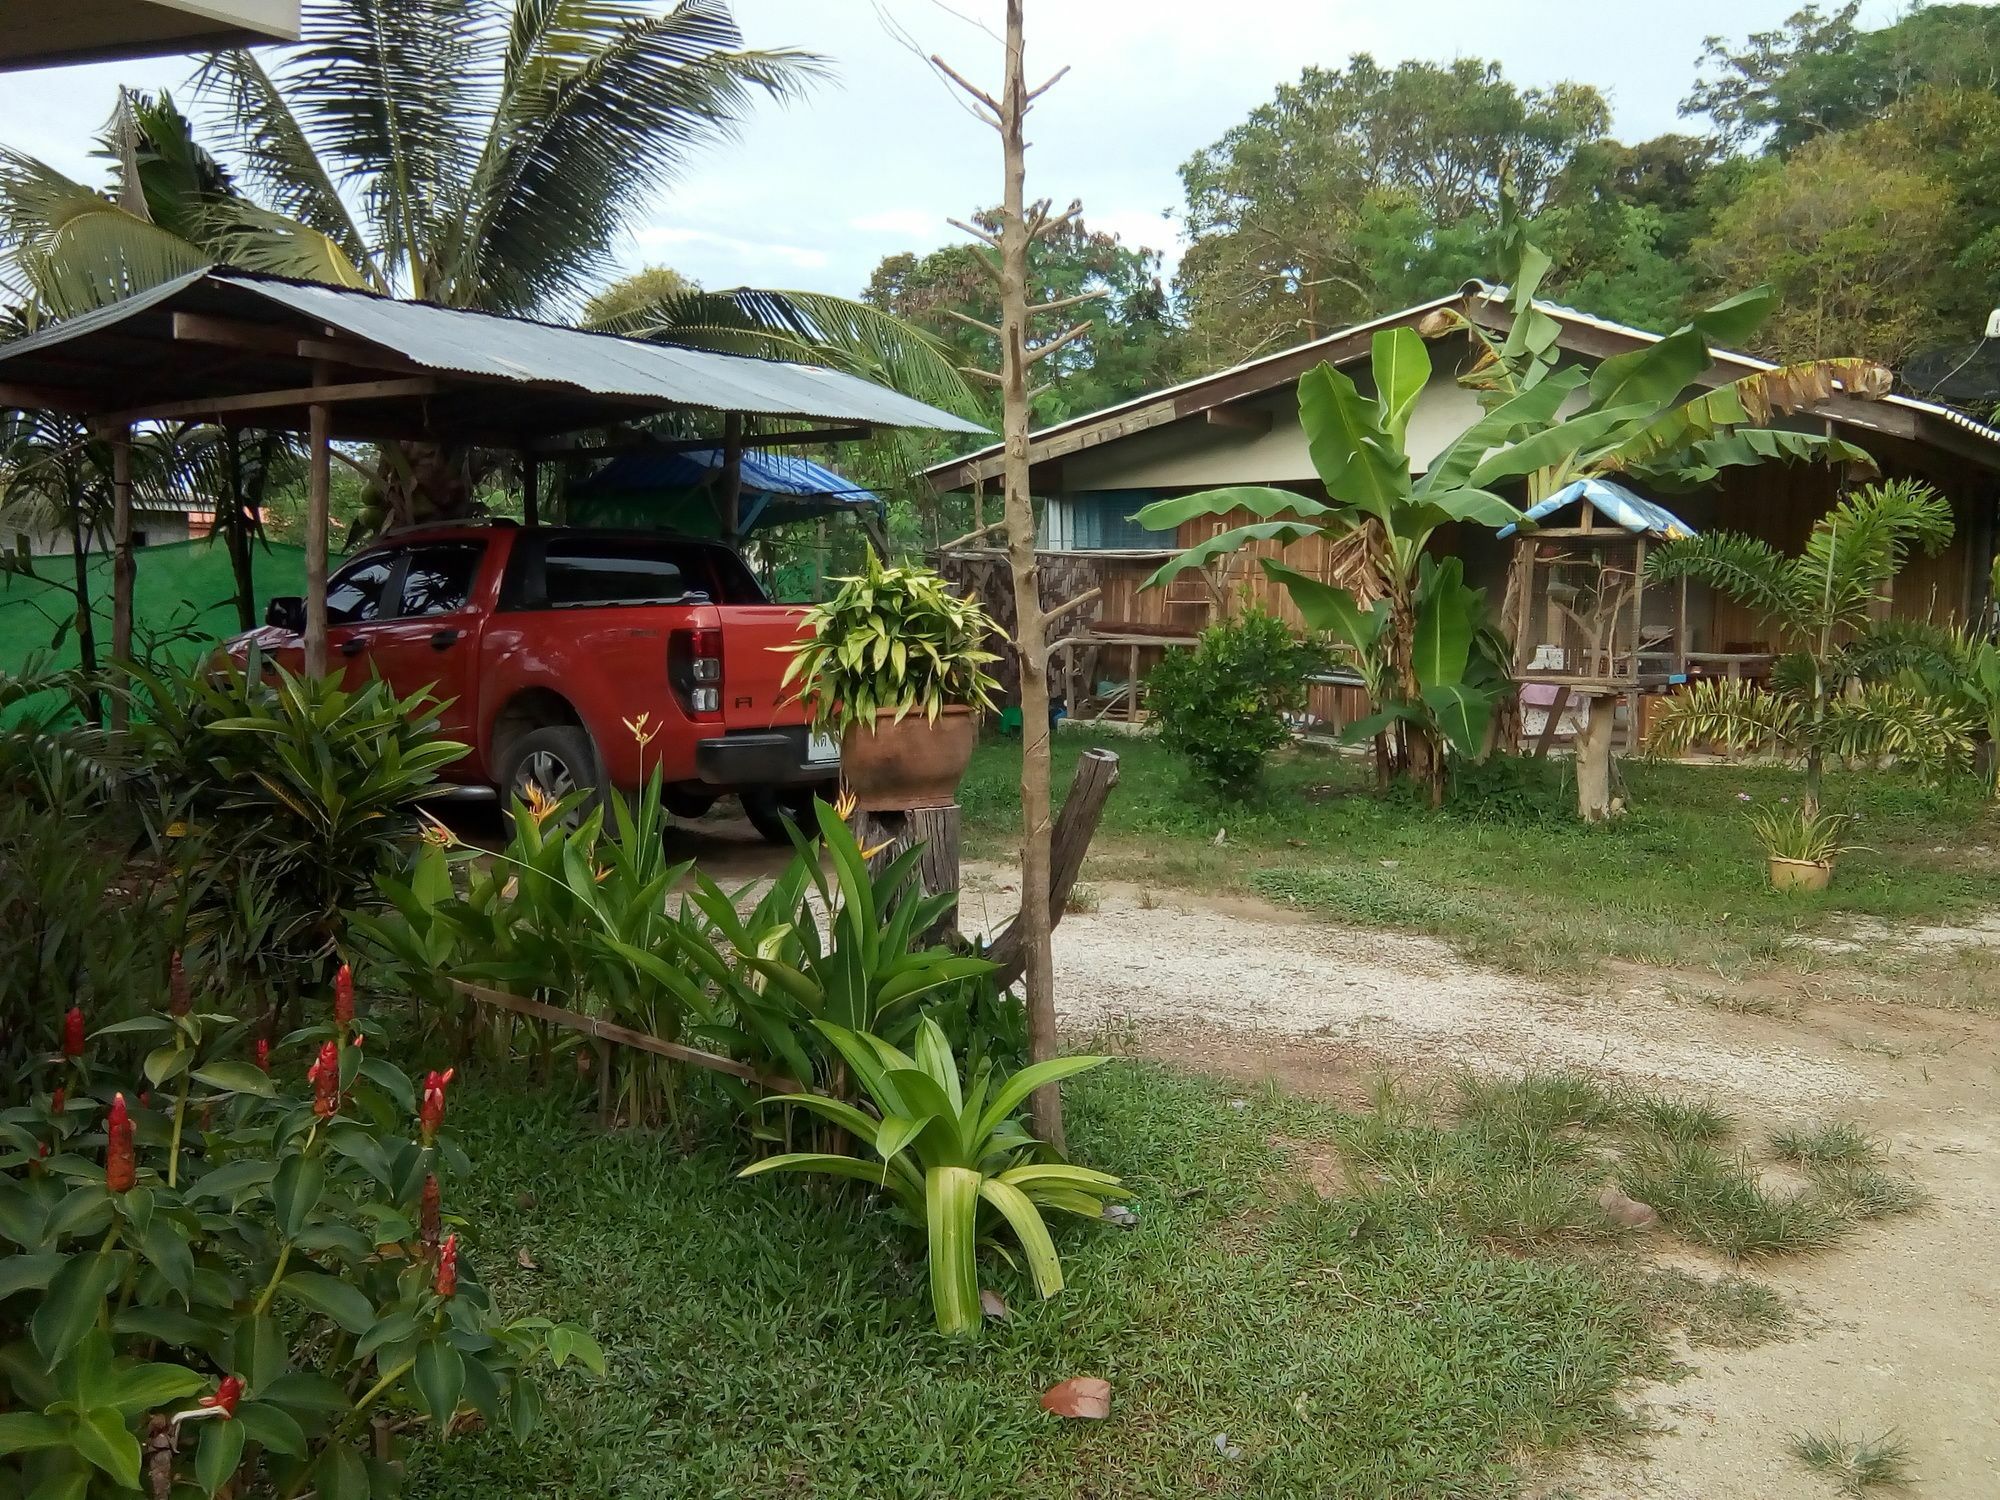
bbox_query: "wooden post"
[522,454,540,527]
[988,748,1120,990]
[1675,575,1690,674]
[1627,536,1647,749]
[1576,694,1615,822]
[304,390,331,678]
[719,413,744,542]
[108,426,134,733]
[1126,643,1140,724]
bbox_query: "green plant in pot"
[1747,802,1863,892]
[781,550,1002,810]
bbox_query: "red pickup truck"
[231,522,835,840]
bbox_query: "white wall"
[6,509,193,557]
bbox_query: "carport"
[0,265,983,677]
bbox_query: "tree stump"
[852,804,963,949]
[988,747,1120,988]
[1575,694,1616,822]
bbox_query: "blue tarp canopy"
[569,447,879,535]
[1497,478,1698,541]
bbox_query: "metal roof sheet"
[0,268,987,436]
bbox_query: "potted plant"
[1748,802,1860,892]
[782,549,1001,810]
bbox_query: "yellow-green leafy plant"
[780,549,1001,733]
[739,1018,1122,1335]
[1747,802,1861,865]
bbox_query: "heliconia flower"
[199,1375,244,1418]
[254,1038,271,1073]
[61,1006,85,1059]
[419,1173,441,1250]
[308,1040,340,1119]
[169,952,191,1016]
[106,1093,135,1193]
[435,1233,458,1298]
[419,1068,455,1144]
[333,963,354,1027]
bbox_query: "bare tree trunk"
[108,427,134,732]
[67,488,102,726]
[996,0,1061,1151]
[222,427,256,632]
[305,399,331,678]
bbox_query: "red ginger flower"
[106,1093,135,1193]
[199,1375,243,1418]
[333,963,354,1027]
[419,1173,442,1251]
[168,952,190,1016]
[254,1038,270,1073]
[419,1068,454,1144]
[50,1086,65,1113]
[61,1006,85,1058]
[435,1233,458,1298]
[308,1041,340,1119]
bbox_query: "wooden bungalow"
[926,284,2000,736]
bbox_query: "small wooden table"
[1517,673,1680,821]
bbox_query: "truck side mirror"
[266,595,306,633]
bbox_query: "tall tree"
[1175,55,1609,361]
[932,1,1086,1151]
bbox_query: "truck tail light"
[669,626,724,722]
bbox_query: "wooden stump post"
[988,747,1119,989]
[1576,694,1615,822]
[852,804,963,949]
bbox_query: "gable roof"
[924,284,2000,491]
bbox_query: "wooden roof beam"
[172,312,421,376]
[0,380,101,416]
[103,375,443,427]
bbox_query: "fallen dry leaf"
[1041,1376,1111,1420]
[980,1289,1010,1322]
[516,1248,540,1270]
[1597,1183,1660,1229]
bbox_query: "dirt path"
[957,869,2000,1500]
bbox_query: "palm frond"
[192,197,371,286]
[625,286,981,418]
[1628,428,1877,491]
[193,47,383,288]
[1823,683,1975,784]
[1835,618,1971,688]
[1645,678,1805,760]
[1802,479,1955,631]
[0,148,210,322]
[466,0,826,312]
[1647,531,1811,635]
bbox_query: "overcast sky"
[0,0,1912,301]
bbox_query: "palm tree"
[1644,479,1974,799]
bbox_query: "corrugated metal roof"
[0,267,987,435]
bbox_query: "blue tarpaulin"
[1496,477,1698,541]
[569,447,880,535]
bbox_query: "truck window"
[394,542,485,617]
[326,555,395,625]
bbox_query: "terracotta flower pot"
[1768,856,1833,893]
[840,705,978,811]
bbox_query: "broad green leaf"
[1468,403,1652,487]
[0,1252,64,1300]
[977,1055,1112,1144]
[0,1411,66,1455]
[32,1251,118,1365]
[926,1166,983,1337]
[142,1044,194,1088]
[1688,284,1774,348]
[233,1400,306,1456]
[315,1442,369,1500]
[1141,520,1329,589]
[1419,365,1587,493]
[354,1309,420,1363]
[1371,326,1431,444]
[270,1154,323,1240]
[1299,360,1408,520]
[229,1314,288,1392]
[107,1362,203,1415]
[192,1062,276,1099]
[1261,562,1384,648]
[872,1115,930,1164]
[1134,485,1329,532]
[280,1273,375,1335]
[413,1339,465,1428]
[1412,558,1479,689]
[1421,682,1500,756]
[978,1178,1064,1298]
[190,1159,277,1201]
[1586,327,1710,413]
[195,1415,246,1497]
[508,1376,542,1440]
[71,1407,141,1489]
[136,1217,194,1302]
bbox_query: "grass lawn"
[409,1058,1849,1500]
[960,732,2000,995]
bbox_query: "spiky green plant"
[740,1018,1122,1335]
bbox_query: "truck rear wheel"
[742,787,826,846]
[501,725,600,820]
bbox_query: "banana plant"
[1139,326,1526,804]
[739,1017,1122,1336]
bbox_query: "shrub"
[1146,606,1326,792]
[1443,753,1575,825]
[0,976,600,1499]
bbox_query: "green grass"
[1618,1141,1848,1259]
[411,1063,1670,1499]
[0,537,308,677]
[1791,1428,1914,1494]
[1624,1093,1737,1146]
[1770,1122,1880,1168]
[961,733,1998,988]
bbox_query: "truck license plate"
[806,732,839,764]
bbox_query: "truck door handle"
[429,628,461,650]
[338,638,365,658]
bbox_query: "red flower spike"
[254,1038,270,1073]
[199,1375,244,1418]
[106,1093,135,1193]
[169,952,191,1017]
[50,1086,65,1113]
[333,963,354,1027]
[419,1068,455,1144]
[138,1092,151,1110]
[419,1173,441,1250]
[435,1233,458,1298]
[308,1040,340,1119]
[61,1006,85,1059]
